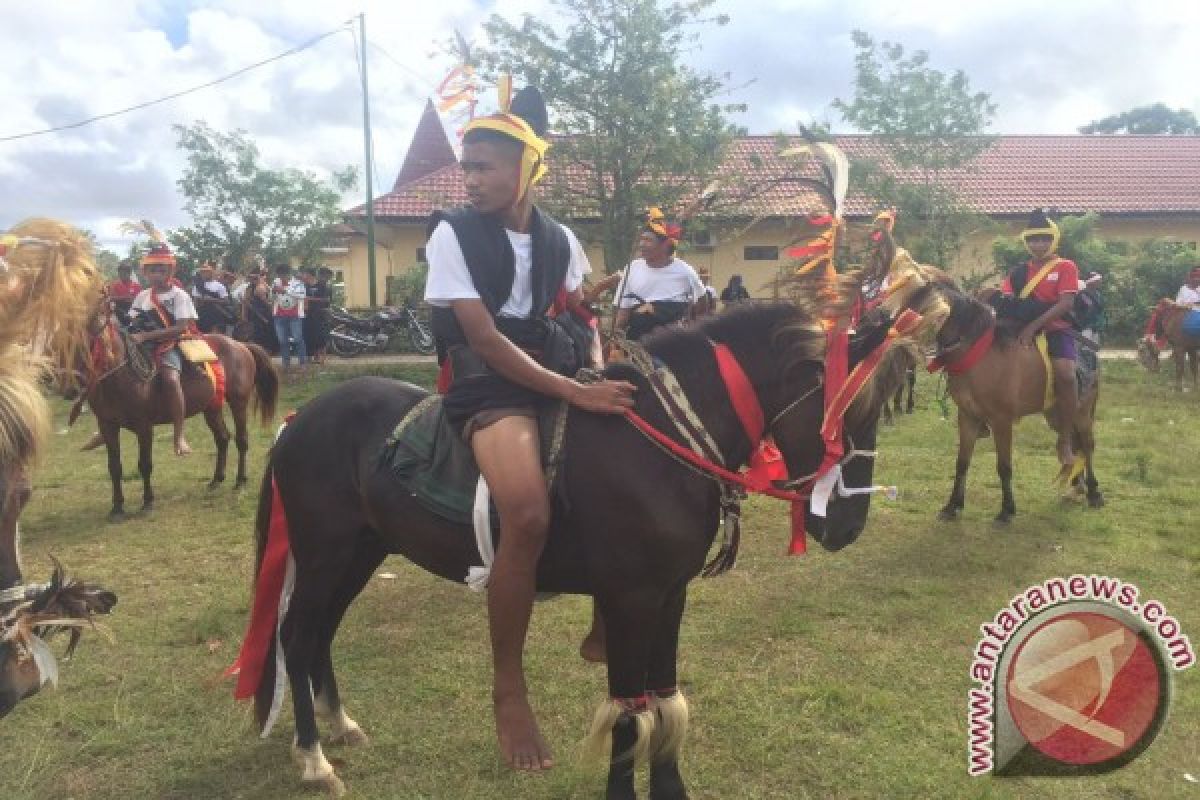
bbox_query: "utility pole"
[358,12,378,307]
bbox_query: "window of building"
[743,245,779,261]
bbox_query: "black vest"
[427,206,571,355]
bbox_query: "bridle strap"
[712,343,764,444]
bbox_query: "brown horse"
[1,219,116,716]
[932,285,1103,522]
[85,317,279,517]
[1138,301,1200,392]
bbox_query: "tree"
[1079,103,1199,135]
[79,229,122,278]
[478,0,742,271]
[169,122,357,273]
[834,31,996,266]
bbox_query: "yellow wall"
[339,214,1200,307]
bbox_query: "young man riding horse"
[424,84,635,771]
[127,242,200,457]
[613,209,706,341]
[994,209,1081,468]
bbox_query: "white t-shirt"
[1176,285,1200,305]
[192,279,229,299]
[617,258,706,309]
[128,286,198,324]
[424,220,591,318]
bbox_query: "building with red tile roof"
[331,102,1200,306]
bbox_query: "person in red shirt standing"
[998,209,1081,467]
[107,259,142,320]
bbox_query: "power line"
[0,22,354,143]
[365,39,442,93]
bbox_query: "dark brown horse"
[932,285,1103,522]
[85,317,278,517]
[235,299,926,799]
[1138,300,1200,392]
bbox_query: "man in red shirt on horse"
[998,209,1080,467]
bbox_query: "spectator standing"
[272,263,308,375]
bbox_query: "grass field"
[1,359,1197,799]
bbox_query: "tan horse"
[1138,300,1200,392]
[932,286,1103,523]
[1,219,116,716]
[85,318,279,518]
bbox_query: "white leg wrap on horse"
[292,742,346,797]
[319,703,367,745]
[581,699,657,766]
[650,691,689,762]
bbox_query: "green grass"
[2,360,1197,799]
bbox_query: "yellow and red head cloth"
[645,207,682,246]
[462,109,550,205]
[870,208,897,242]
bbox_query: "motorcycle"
[328,303,435,357]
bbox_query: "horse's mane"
[0,218,103,467]
[633,298,921,427]
[939,284,1007,345]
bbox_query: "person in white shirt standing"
[271,263,308,374]
[615,207,706,340]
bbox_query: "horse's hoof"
[994,512,1014,526]
[1088,493,1106,509]
[107,509,126,522]
[306,773,346,798]
[139,503,154,515]
[329,726,369,747]
[207,480,222,491]
[937,507,960,521]
[294,744,345,797]
[234,477,248,490]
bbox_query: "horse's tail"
[246,342,279,425]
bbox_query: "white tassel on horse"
[581,699,657,766]
[649,691,690,763]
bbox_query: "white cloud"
[0,0,1196,252]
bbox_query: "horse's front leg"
[586,589,661,800]
[102,421,125,519]
[646,586,690,800]
[1174,348,1186,392]
[136,427,154,512]
[992,421,1016,524]
[939,411,983,521]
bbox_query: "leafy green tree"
[478,0,741,271]
[1079,103,1199,135]
[169,122,357,274]
[834,30,996,267]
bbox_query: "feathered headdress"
[780,136,850,282]
[121,219,176,273]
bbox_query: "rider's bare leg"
[471,413,553,771]
[1052,357,1076,466]
[162,367,191,456]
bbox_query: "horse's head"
[0,563,118,719]
[1137,337,1161,372]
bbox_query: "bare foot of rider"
[175,436,192,457]
[494,694,553,771]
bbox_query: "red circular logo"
[1005,611,1166,766]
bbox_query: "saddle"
[381,394,568,525]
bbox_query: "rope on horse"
[121,327,157,382]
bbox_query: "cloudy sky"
[1,0,1197,251]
